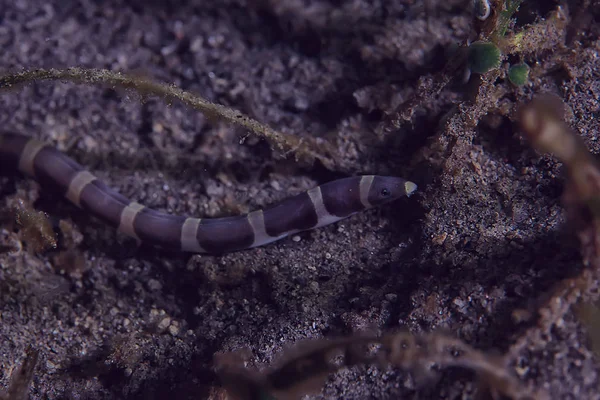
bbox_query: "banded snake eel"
[0,132,417,254]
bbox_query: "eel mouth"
[405,181,418,197]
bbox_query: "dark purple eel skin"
[0,132,417,254]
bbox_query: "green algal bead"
[467,41,501,74]
[508,63,530,86]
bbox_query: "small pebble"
[157,317,171,331]
[147,279,162,291]
[270,180,281,191]
[46,360,57,371]
[309,281,319,292]
[168,322,180,336]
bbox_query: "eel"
[0,132,417,254]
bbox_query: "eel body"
[0,132,417,254]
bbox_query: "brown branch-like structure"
[215,332,544,400]
[514,94,600,364]
[519,94,600,221]
[0,67,337,168]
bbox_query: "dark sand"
[1,1,599,398]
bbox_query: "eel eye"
[381,188,391,197]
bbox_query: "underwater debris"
[378,0,560,133]
[9,198,56,253]
[0,347,38,400]
[494,0,525,39]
